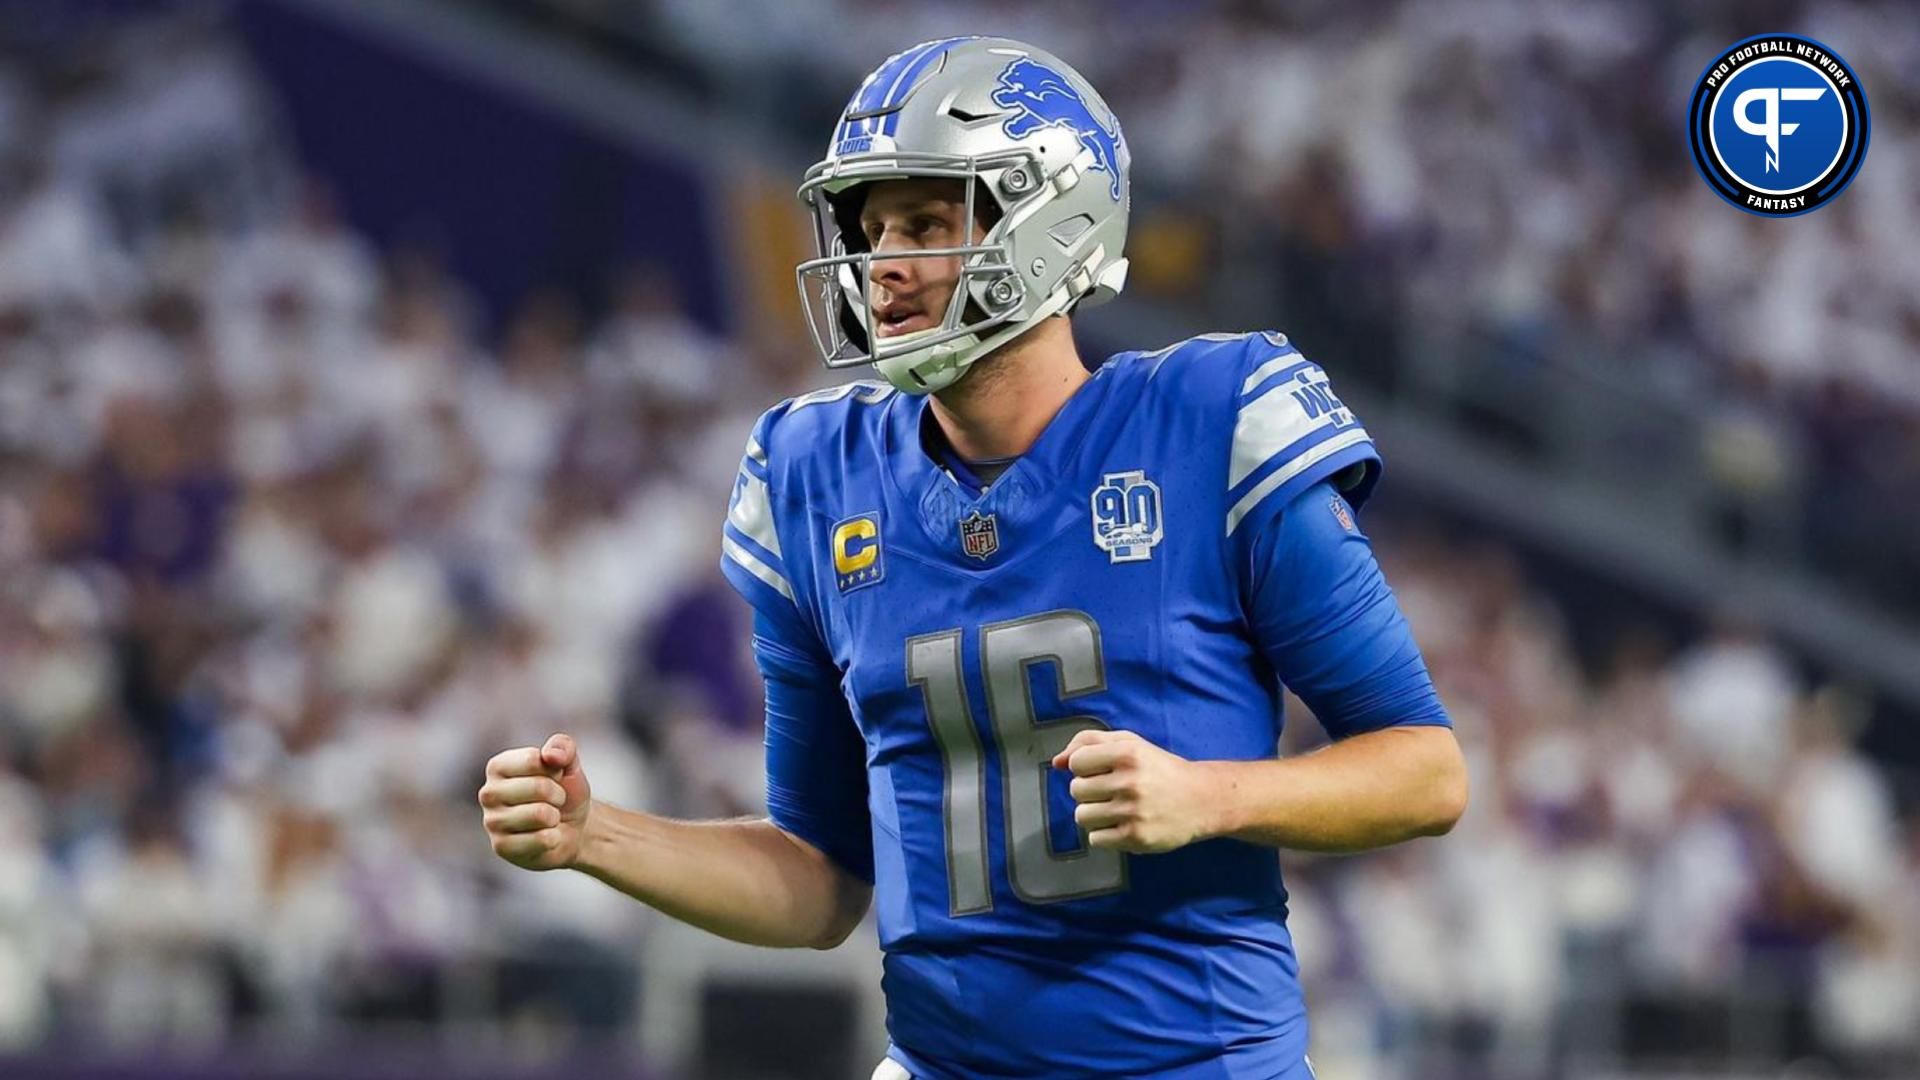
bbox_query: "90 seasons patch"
[1090,470,1163,563]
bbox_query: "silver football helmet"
[796,37,1131,394]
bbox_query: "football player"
[481,37,1468,1079]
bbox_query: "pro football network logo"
[1688,34,1869,217]
[1090,470,1163,563]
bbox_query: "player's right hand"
[479,732,592,871]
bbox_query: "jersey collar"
[882,362,1115,563]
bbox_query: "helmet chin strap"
[872,272,1086,395]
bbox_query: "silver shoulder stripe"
[1225,428,1372,536]
[788,380,896,412]
[727,471,782,557]
[1239,352,1305,395]
[1229,380,1324,489]
[722,536,795,601]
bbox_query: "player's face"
[858,179,986,340]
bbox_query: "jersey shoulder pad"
[720,381,896,614]
[1120,331,1381,536]
[750,378,898,490]
[1121,330,1285,386]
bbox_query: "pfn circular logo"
[1689,35,1869,217]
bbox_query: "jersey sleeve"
[722,407,873,882]
[1223,333,1381,541]
[721,408,807,627]
[756,610,875,884]
[1241,479,1450,740]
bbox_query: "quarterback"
[481,37,1468,1079]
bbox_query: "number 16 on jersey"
[906,610,1129,915]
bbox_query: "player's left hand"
[1052,729,1217,854]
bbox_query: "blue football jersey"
[720,332,1441,1078]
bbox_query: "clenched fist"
[479,733,593,870]
[1052,729,1218,854]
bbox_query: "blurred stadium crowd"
[0,2,1916,1078]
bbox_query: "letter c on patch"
[833,517,879,576]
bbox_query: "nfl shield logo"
[958,511,1000,560]
[1329,495,1356,533]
